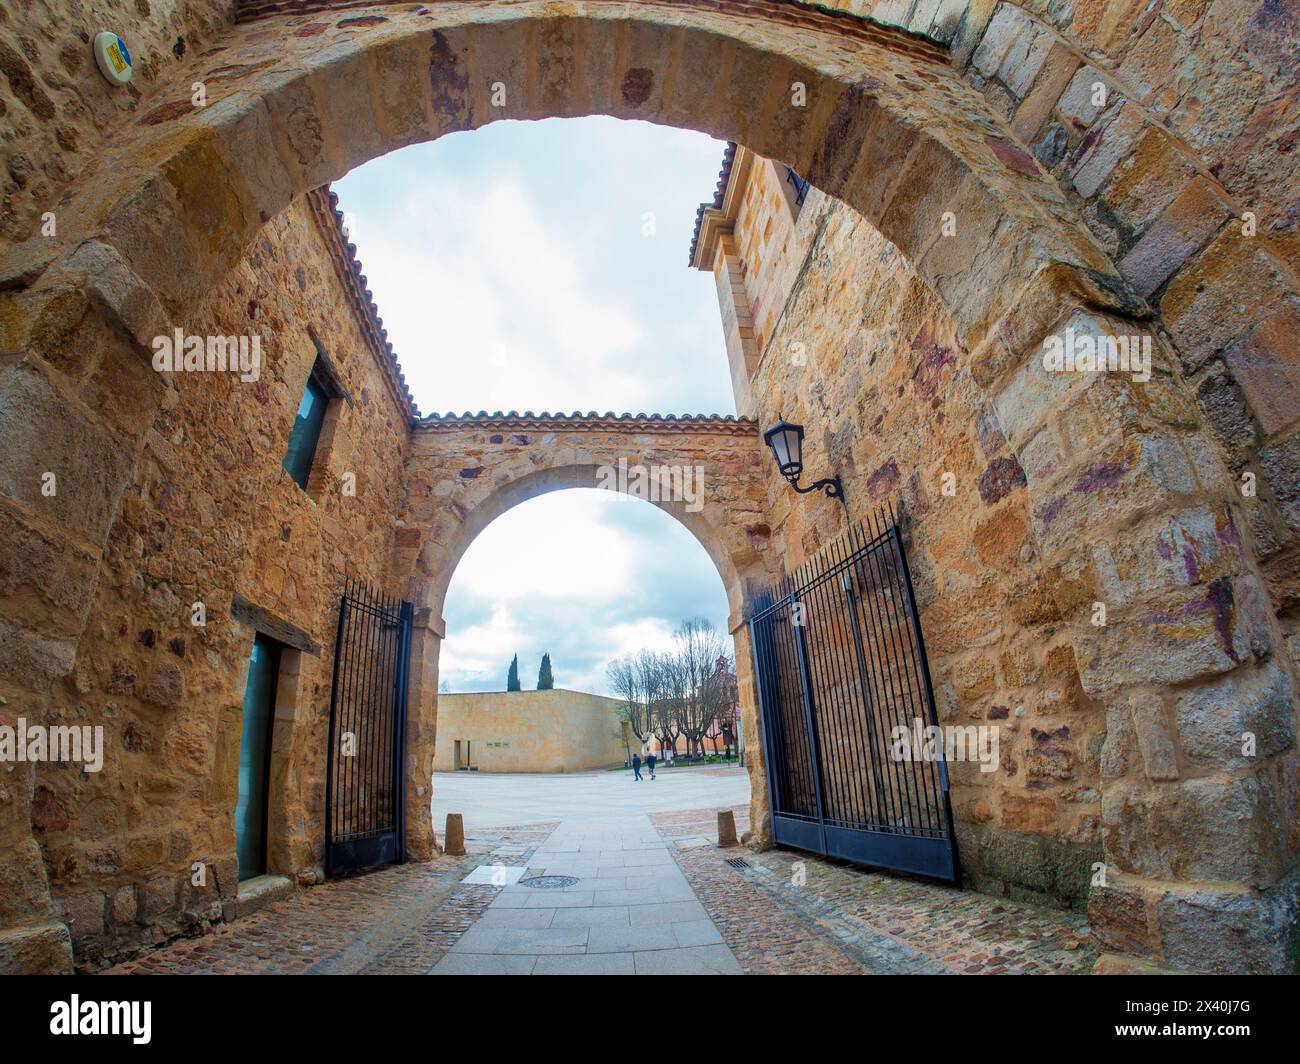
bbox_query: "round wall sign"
[93,32,133,86]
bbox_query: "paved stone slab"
[452,925,589,956]
[475,908,556,929]
[627,900,710,925]
[671,919,724,947]
[432,810,744,975]
[549,906,631,928]
[587,924,680,953]
[533,953,636,975]
[461,865,528,885]
[430,953,540,975]
[632,944,742,975]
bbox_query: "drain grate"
[725,857,750,870]
[520,875,579,889]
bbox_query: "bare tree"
[609,622,731,762]
[645,650,681,758]
[671,618,727,759]
[607,654,652,751]
[703,654,738,758]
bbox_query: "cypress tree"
[537,652,554,690]
[507,654,521,691]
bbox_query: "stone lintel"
[230,593,322,655]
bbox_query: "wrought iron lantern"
[763,417,844,502]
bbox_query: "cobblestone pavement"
[102,823,556,975]
[101,794,1094,975]
[652,808,1096,975]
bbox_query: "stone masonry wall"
[433,689,630,774]
[0,0,239,242]
[820,0,1300,670]
[30,194,412,970]
[732,161,1104,907]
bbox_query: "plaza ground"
[103,767,1093,975]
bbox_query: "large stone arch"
[391,412,775,855]
[0,0,1293,973]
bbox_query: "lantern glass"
[764,420,805,478]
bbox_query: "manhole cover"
[520,875,579,889]
[726,857,750,870]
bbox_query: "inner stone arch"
[393,411,776,850]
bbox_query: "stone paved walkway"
[100,769,1095,975]
[431,813,741,975]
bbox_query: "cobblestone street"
[100,769,1093,976]
[652,807,1095,976]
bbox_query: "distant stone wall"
[434,689,631,773]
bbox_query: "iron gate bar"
[840,561,892,828]
[891,521,960,847]
[792,596,828,850]
[324,577,412,876]
[748,502,960,883]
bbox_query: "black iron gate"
[749,504,959,882]
[325,578,413,876]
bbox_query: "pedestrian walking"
[646,752,657,780]
[631,753,642,781]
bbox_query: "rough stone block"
[1223,297,1300,437]
[1012,43,1080,143]
[1101,772,1290,888]
[0,359,136,545]
[0,921,74,975]
[1074,576,1254,698]
[1119,178,1232,298]
[1160,228,1294,376]
[1259,433,1300,533]
[1155,872,1300,974]
[1131,701,1179,780]
[1088,874,1154,958]
[1070,103,1144,199]
[971,4,1029,78]
[1175,662,1296,768]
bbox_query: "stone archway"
[0,0,1294,974]
[391,411,776,859]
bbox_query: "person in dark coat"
[645,751,657,780]
[631,753,642,781]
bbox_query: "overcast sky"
[334,118,736,693]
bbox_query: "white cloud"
[334,119,737,694]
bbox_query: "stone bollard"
[717,809,738,847]
[444,813,466,856]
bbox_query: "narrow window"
[282,362,330,489]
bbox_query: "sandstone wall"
[30,194,413,970]
[0,0,239,242]
[816,0,1300,659]
[433,689,631,773]
[730,159,1102,906]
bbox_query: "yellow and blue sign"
[93,32,133,86]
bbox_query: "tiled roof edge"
[305,186,421,419]
[688,141,737,267]
[415,411,758,432]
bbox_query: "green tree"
[537,652,554,690]
[507,654,521,692]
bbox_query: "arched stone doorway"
[1,1,1294,974]
[392,411,776,858]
